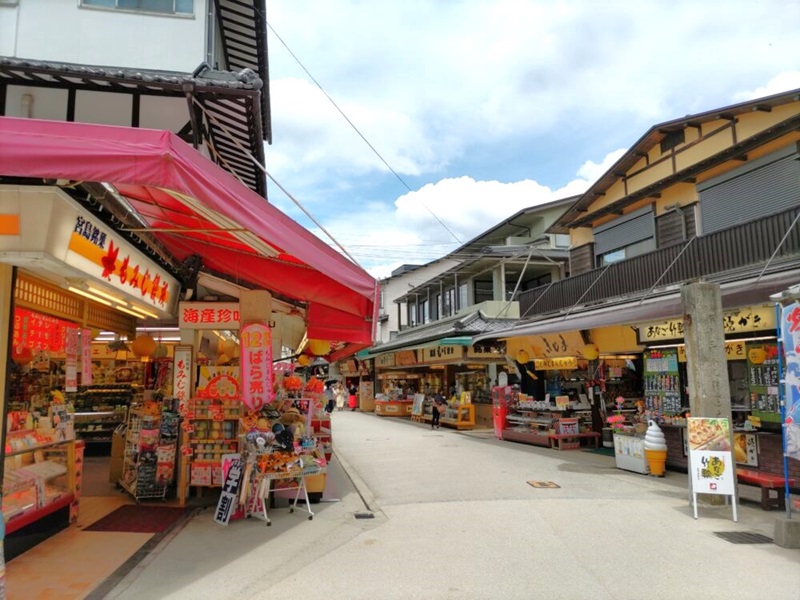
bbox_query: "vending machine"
[491,386,513,439]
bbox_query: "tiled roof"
[369,311,513,353]
[0,57,267,197]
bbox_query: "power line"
[266,21,463,246]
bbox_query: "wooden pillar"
[240,290,272,325]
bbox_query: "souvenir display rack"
[119,406,179,502]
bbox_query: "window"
[597,238,656,267]
[443,289,454,317]
[458,283,469,311]
[81,0,193,16]
[407,303,417,327]
[432,294,441,321]
[420,300,429,324]
[554,234,571,249]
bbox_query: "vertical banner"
[781,302,800,460]
[687,417,737,521]
[240,323,273,412]
[173,345,193,416]
[65,327,79,392]
[81,328,93,386]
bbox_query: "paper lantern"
[516,349,530,364]
[582,344,599,361]
[297,354,311,367]
[748,347,766,365]
[307,339,331,356]
[131,334,157,358]
[11,346,33,366]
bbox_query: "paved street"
[106,411,799,600]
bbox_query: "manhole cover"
[713,531,772,544]
[527,481,560,488]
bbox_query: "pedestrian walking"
[431,391,445,429]
[324,382,335,413]
[335,382,346,411]
[348,383,358,411]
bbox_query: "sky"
[262,0,800,281]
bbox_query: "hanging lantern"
[131,334,157,358]
[582,344,599,361]
[297,354,312,367]
[516,349,530,364]
[307,339,331,356]
[11,346,33,366]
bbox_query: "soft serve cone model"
[644,420,668,477]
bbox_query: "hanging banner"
[81,328,93,386]
[780,302,800,460]
[173,345,193,415]
[240,323,273,412]
[12,308,75,353]
[65,327,79,392]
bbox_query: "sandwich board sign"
[687,417,737,522]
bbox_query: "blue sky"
[263,0,800,279]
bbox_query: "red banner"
[12,308,77,353]
[240,323,273,412]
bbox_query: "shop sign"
[677,340,748,362]
[12,308,77,352]
[534,357,578,370]
[733,433,758,466]
[526,330,585,358]
[66,213,179,314]
[81,329,93,386]
[466,346,502,360]
[638,305,775,343]
[780,302,800,460]
[197,366,240,400]
[65,327,79,392]
[687,417,736,499]
[173,345,193,415]
[339,360,357,375]
[375,353,396,368]
[214,456,244,526]
[179,302,241,330]
[240,323,273,412]
[396,350,417,366]
[420,345,464,364]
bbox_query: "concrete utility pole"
[681,282,732,419]
[681,282,734,507]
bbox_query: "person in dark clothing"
[324,382,335,413]
[431,392,445,429]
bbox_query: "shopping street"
[58,410,800,600]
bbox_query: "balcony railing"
[518,205,800,318]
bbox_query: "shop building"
[0,2,377,585]
[474,88,800,487]
[367,198,574,425]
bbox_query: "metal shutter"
[698,143,800,234]
[593,206,654,255]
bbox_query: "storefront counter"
[613,432,649,475]
[374,399,413,417]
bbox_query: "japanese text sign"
[178,302,241,330]
[687,417,735,495]
[638,304,775,343]
[81,328,93,386]
[173,345,193,415]
[66,213,179,314]
[240,323,273,412]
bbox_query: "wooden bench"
[736,468,796,510]
[549,432,601,450]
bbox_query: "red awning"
[0,117,376,343]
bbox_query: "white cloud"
[263,0,800,281]
[733,71,800,102]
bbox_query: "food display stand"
[613,432,650,474]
